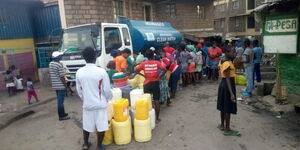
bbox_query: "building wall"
[0,38,38,92]
[62,0,155,27]
[63,0,114,27]
[0,3,34,40]
[155,0,213,31]
[213,0,263,38]
[228,16,246,32]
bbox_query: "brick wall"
[63,0,154,27]
[155,0,214,30]
[63,0,114,27]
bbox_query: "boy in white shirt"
[76,47,112,150]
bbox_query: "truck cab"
[58,23,133,82]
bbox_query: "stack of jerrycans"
[112,98,131,145]
[134,94,153,142]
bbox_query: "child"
[195,48,203,82]
[26,78,39,105]
[187,48,196,84]
[217,46,240,136]
[107,61,118,85]
[5,70,15,96]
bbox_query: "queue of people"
[45,38,262,149]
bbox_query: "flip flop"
[217,124,224,131]
[223,130,241,136]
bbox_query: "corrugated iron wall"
[33,5,62,43]
[0,1,61,92]
[0,4,34,40]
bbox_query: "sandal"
[166,100,172,106]
[223,130,241,136]
[82,142,91,150]
[217,124,224,131]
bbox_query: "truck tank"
[120,19,183,54]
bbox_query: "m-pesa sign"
[263,14,299,54]
[264,15,298,35]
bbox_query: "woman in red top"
[135,50,166,123]
[208,42,223,81]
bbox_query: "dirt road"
[0,82,299,150]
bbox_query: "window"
[104,27,122,54]
[247,15,255,28]
[165,3,176,17]
[197,5,205,19]
[247,0,255,10]
[114,0,124,16]
[235,18,239,27]
[122,28,130,46]
[144,5,152,21]
[221,19,225,28]
[232,0,239,9]
[219,4,225,12]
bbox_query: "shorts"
[83,109,109,133]
[195,64,202,72]
[143,81,160,101]
[188,63,195,73]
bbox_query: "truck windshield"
[60,26,100,53]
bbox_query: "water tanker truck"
[56,19,183,82]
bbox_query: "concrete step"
[256,80,276,96]
[261,72,277,80]
[260,67,276,72]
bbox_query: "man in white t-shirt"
[76,47,112,150]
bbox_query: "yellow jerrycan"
[113,98,129,122]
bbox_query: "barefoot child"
[217,46,240,136]
[26,78,39,104]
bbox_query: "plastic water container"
[113,76,129,88]
[129,108,135,124]
[113,98,129,122]
[111,88,122,101]
[102,120,113,145]
[139,94,152,110]
[130,89,144,108]
[135,100,149,120]
[107,101,114,120]
[134,118,152,142]
[236,74,246,85]
[149,108,156,129]
[112,118,132,145]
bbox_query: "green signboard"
[264,15,298,35]
[263,14,299,54]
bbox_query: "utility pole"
[223,0,232,40]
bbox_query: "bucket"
[113,76,129,88]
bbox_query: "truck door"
[97,24,132,69]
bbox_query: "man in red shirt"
[208,42,223,81]
[135,49,166,123]
[163,42,175,56]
